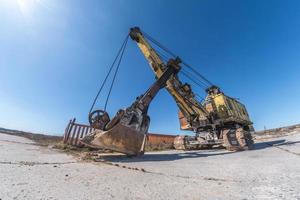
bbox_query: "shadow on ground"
[98,150,234,163]
[275,140,300,146]
[95,139,294,163]
[254,139,286,150]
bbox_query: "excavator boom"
[130,27,209,131]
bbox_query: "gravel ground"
[1,132,300,200]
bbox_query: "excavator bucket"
[81,59,179,156]
[81,107,150,156]
[81,123,147,156]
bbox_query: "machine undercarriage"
[174,127,254,151]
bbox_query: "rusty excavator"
[81,27,254,156]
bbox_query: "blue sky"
[1,0,300,135]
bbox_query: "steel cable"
[142,30,214,87]
[104,35,129,111]
[89,34,129,113]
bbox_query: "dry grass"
[0,127,62,146]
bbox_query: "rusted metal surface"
[147,133,176,146]
[63,118,178,151]
[178,111,192,131]
[63,119,252,152]
[81,123,147,156]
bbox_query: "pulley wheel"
[88,110,110,130]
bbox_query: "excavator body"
[179,87,251,131]
[129,27,254,151]
[81,27,254,155]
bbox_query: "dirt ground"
[1,131,300,200]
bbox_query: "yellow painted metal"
[131,28,252,128]
[133,31,207,119]
[207,93,251,124]
[135,36,164,77]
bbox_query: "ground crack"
[93,158,239,183]
[145,171,240,183]
[94,158,147,172]
[0,161,76,166]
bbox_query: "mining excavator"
[81,27,254,156]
